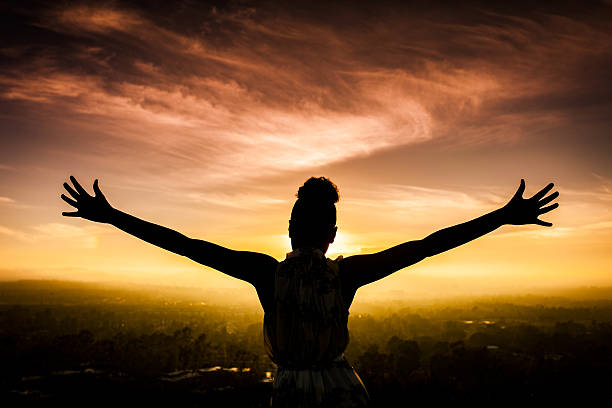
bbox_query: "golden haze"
[0,2,611,300]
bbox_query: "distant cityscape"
[2,280,612,406]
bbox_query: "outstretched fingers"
[538,203,558,215]
[62,211,80,217]
[533,187,559,226]
[513,179,526,199]
[61,194,79,208]
[63,182,80,200]
[531,182,554,202]
[538,191,559,206]
[93,179,105,198]
[534,218,553,227]
[70,175,90,197]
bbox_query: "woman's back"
[264,247,370,407]
[264,247,349,367]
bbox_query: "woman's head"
[289,177,339,252]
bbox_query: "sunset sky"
[1,0,611,300]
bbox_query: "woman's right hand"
[61,176,114,223]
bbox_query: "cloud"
[493,226,575,239]
[346,184,496,212]
[562,176,612,203]
[0,1,610,289]
[0,3,440,190]
[0,222,100,248]
[55,6,141,33]
[184,191,286,210]
[0,2,610,194]
[0,196,37,210]
[0,225,32,242]
[494,218,612,240]
[583,221,612,231]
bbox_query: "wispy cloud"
[493,226,575,239]
[0,1,610,289]
[0,225,32,242]
[562,177,612,203]
[346,184,497,212]
[0,222,100,248]
[3,3,608,193]
[583,221,612,231]
[184,191,287,210]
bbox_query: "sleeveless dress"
[263,247,370,407]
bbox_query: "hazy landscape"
[2,280,611,406]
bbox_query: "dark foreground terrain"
[1,280,612,406]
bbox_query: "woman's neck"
[290,239,329,254]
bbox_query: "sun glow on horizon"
[0,2,611,298]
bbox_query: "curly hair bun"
[297,177,339,205]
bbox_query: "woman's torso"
[263,247,349,367]
[260,248,370,407]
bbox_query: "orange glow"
[1,3,611,300]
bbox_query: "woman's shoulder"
[326,255,342,274]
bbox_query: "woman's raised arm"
[60,176,277,287]
[339,179,559,289]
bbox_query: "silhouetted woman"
[61,175,558,407]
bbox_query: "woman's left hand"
[501,179,559,227]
